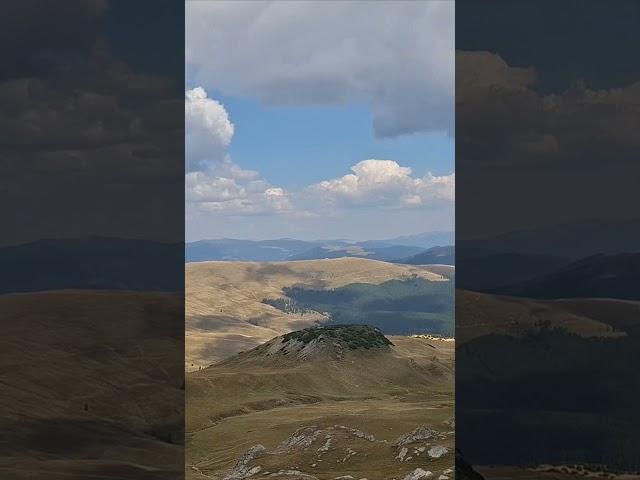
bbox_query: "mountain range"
[457,218,640,471]
[186,231,454,263]
[395,245,455,266]
[459,218,640,260]
[458,219,640,297]
[494,252,640,300]
[0,237,183,294]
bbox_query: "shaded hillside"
[456,250,569,292]
[266,277,454,336]
[495,253,640,300]
[185,258,450,368]
[395,245,455,266]
[456,290,640,470]
[0,237,183,293]
[458,219,640,259]
[455,289,625,345]
[456,450,485,480]
[0,291,183,479]
[457,329,640,469]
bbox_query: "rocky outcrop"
[395,426,440,446]
[223,444,266,480]
[403,468,433,480]
[276,427,323,452]
[267,470,319,479]
[333,425,375,442]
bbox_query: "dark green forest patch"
[262,277,453,336]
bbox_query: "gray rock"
[403,468,433,480]
[333,425,375,442]
[427,446,448,459]
[277,427,322,452]
[397,447,409,461]
[223,444,267,480]
[395,427,439,446]
[317,437,332,453]
[268,470,318,479]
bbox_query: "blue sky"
[185,1,454,241]
[210,91,454,189]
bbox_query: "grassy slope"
[457,290,640,471]
[456,289,626,344]
[186,335,454,480]
[186,258,451,369]
[0,291,183,479]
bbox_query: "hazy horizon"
[186,229,454,244]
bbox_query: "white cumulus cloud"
[185,86,294,216]
[185,86,235,172]
[307,159,454,209]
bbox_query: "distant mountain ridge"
[456,250,569,292]
[185,232,454,262]
[460,218,640,259]
[0,237,183,294]
[493,252,640,300]
[395,245,455,266]
[457,219,640,294]
[185,238,313,262]
[287,244,424,262]
[382,231,454,248]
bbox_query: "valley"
[186,258,453,369]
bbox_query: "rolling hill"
[456,289,640,471]
[0,291,183,479]
[185,257,453,369]
[455,289,631,345]
[186,325,454,480]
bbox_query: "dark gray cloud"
[186,1,454,138]
[0,0,184,246]
[456,51,640,238]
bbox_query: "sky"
[456,0,640,239]
[0,1,184,246]
[185,1,454,241]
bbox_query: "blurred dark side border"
[0,1,184,478]
[456,1,640,478]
